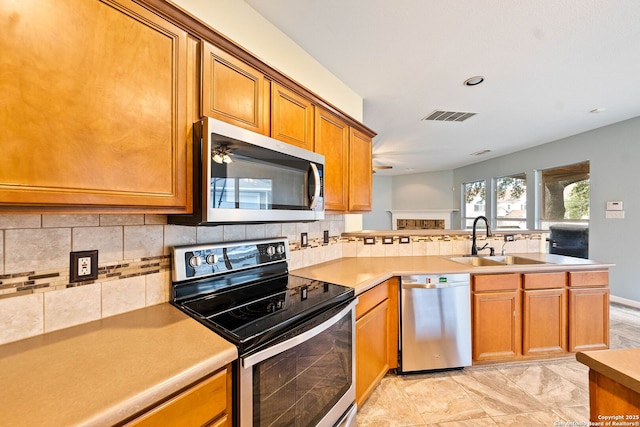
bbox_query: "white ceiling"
[244,0,640,175]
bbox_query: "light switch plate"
[605,210,625,219]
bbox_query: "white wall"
[391,170,455,210]
[172,0,363,121]
[363,170,455,229]
[363,175,393,229]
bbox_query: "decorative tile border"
[0,256,171,298]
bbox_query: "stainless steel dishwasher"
[399,273,471,373]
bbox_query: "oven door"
[240,300,357,427]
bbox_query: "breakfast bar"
[577,348,640,421]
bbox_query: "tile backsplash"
[0,213,346,345]
[0,213,544,345]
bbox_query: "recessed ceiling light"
[464,76,484,86]
[470,149,491,156]
[590,108,606,113]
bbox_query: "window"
[539,161,589,229]
[495,173,526,229]
[463,180,485,229]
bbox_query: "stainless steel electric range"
[171,238,357,427]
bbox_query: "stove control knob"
[205,254,218,265]
[276,244,286,254]
[266,246,276,256]
[188,255,202,268]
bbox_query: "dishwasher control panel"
[401,273,470,288]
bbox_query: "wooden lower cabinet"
[522,272,568,356]
[355,278,398,407]
[473,289,521,361]
[569,270,610,352]
[473,270,609,363]
[126,365,231,427]
[523,288,567,356]
[569,287,610,352]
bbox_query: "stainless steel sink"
[448,256,506,266]
[448,255,548,266]
[493,255,546,265]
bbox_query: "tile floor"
[356,303,640,427]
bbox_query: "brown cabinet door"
[522,288,567,356]
[472,290,521,361]
[356,298,389,406]
[348,128,372,212]
[314,107,349,211]
[127,366,231,426]
[1,0,194,212]
[569,287,610,352]
[271,83,314,149]
[202,42,270,135]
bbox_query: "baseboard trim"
[610,295,640,309]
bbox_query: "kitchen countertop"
[291,253,613,295]
[0,253,613,426]
[0,303,237,427]
[577,348,640,394]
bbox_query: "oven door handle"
[242,298,357,369]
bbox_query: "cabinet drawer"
[473,274,520,292]
[523,272,567,290]
[569,271,609,287]
[356,282,389,319]
[127,367,229,426]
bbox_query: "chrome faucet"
[471,215,493,256]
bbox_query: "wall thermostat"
[606,201,623,211]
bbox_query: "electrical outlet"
[323,230,329,244]
[301,232,308,247]
[504,234,515,242]
[70,250,98,282]
[78,256,91,276]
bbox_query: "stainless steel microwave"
[170,117,324,225]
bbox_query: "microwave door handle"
[308,162,321,209]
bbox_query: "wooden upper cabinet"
[314,108,350,211]
[202,42,270,135]
[271,83,315,149]
[348,128,372,211]
[0,0,195,212]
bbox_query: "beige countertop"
[291,253,613,295]
[0,303,237,427]
[577,348,640,394]
[0,253,612,426]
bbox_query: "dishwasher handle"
[401,281,469,290]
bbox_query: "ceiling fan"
[372,165,392,173]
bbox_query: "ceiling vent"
[422,110,477,122]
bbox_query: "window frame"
[494,172,527,230]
